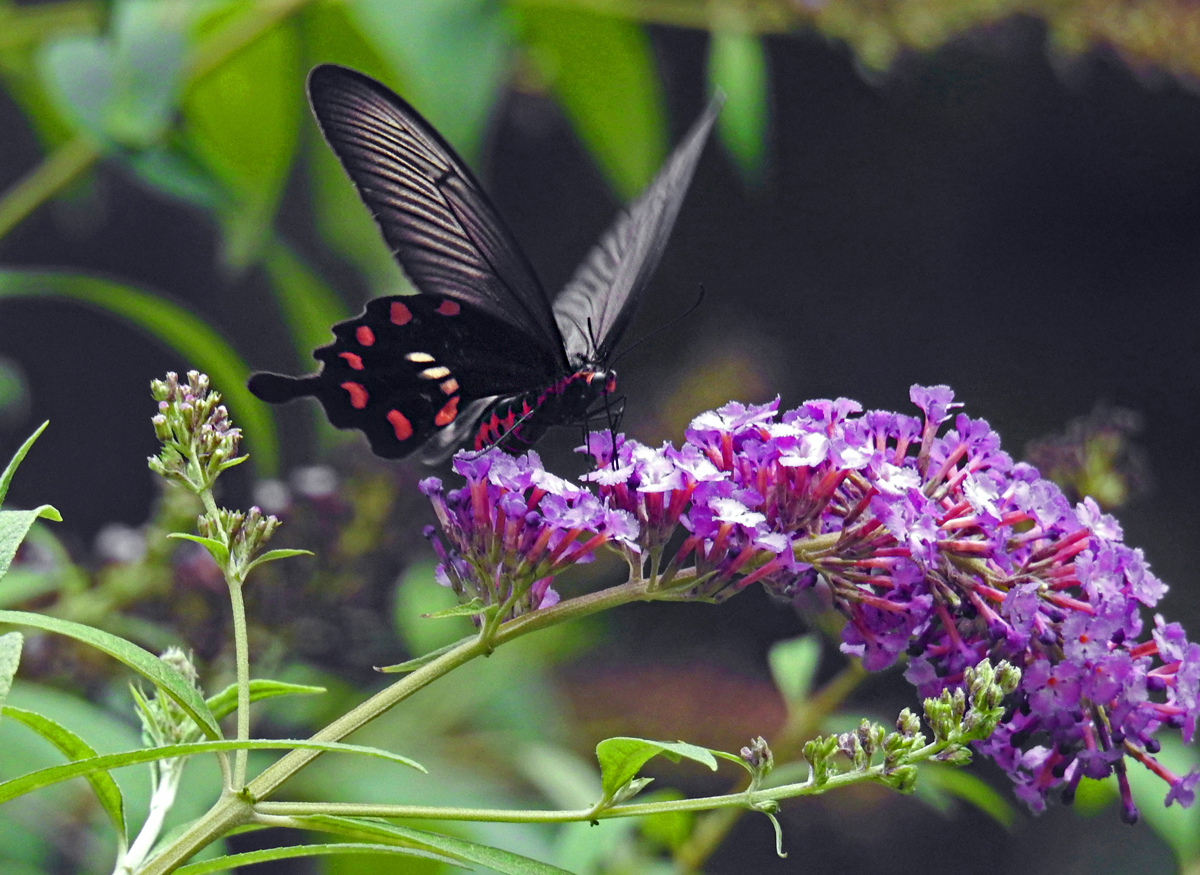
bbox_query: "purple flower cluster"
[420,452,638,621]
[425,386,1200,818]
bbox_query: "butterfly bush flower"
[420,450,638,621]
[426,385,1200,819]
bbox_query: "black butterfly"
[249,64,720,462]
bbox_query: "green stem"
[226,577,250,790]
[136,578,658,874]
[0,136,100,241]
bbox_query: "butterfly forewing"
[307,65,567,360]
[250,65,719,462]
[552,94,723,365]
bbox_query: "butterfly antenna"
[609,285,707,367]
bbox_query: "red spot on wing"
[436,300,460,317]
[355,325,375,346]
[521,400,532,416]
[440,378,459,395]
[339,352,364,370]
[390,301,413,325]
[386,409,414,441]
[435,395,460,426]
[340,382,369,409]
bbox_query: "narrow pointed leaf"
[3,705,126,839]
[768,635,821,704]
[0,737,425,805]
[303,815,578,875]
[0,609,220,738]
[244,548,314,576]
[166,533,229,566]
[0,421,47,507]
[377,633,477,673]
[0,506,62,582]
[205,678,326,722]
[173,842,458,875]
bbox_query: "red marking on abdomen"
[340,382,369,409]
[436,300,460,316]
[339,352,364,370]
[355,325,375,346]
[386,409,413,441]
[390,302,412,325]
[435,395,460,426]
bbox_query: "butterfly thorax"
[475,368,617,451]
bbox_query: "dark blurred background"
[0,3,1198,874]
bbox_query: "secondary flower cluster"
[423,386,1200,819]
[420,453,638,620]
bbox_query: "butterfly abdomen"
[474,369,616,451]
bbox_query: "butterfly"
[249,64,720,462]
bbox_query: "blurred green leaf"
[708,28,768,184]
[912,761,1015,827]
[182,5,303,268]
[0,609,221,739]
[518,4,666,200]
[2,705,127,841]
[348,0,512,162]
[298,0,411,295]
[767,634,820,705]
[37,0,190,149]
[0,507,62,583]
[0,356,31,427]
[1126,738,1200,862]
[0,419,46,507]
[260,236,354,364]
[173,842,458,875]
[0,269,280,476]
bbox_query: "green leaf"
[0,269,280,476]
[0,737,425,805]
[167,533,229,566]
[298,1,410,293]
[2,705,126,840]
[0,507,63,582]
[244,547,314,576]
[0,631,21,710]
[595,737,719,800]
[377,633,477,674]
[518,5,666,200]
[172,842,458,875]
[707,29,768,184]
[37,0,189,149]
[0,421,47,507]
[422,597,487,620]
[205,678,326,723]
[0,520,83,609]
[181,6,303,268]
[767,635,821,705]
[0,609,221,739]
[349,0,512,162]
[303,815,578,875]
[913,761,1014,827]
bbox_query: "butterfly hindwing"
[251,295,563,459]
[307,65,567,362]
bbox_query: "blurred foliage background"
[0,0,1199,873]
